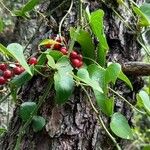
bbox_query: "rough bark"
[0,0,144,150]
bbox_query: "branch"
[122,62,150,76]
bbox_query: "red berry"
[70,51,78,59]
[60,47,68,55]
[71,59,83,68]
[28,57,37,65]
[0,76,6,85]
[77,54,83,61]
[0,63,7,71]
[13,66,22,75]
[20,67,25,73]
[53,44,61,50]
[3,69,12,79]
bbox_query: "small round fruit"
[20,67,25,73]
[0,63,7,71]
[60,47,68,55]
[53,44,61,50]
[3,69,12,79]
[71,59,83,68]
[77,54,83,61]
[13,66,22,75]
[28,57,37,65]
[0,76,6,85]
[70,51,78,59]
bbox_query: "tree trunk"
[0,0,143,150]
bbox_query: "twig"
[122,62,150,76]
[81,86,122,150]
[0,1,14,16]
[109,88,146,114]
[58,0,74,37]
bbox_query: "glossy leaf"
[77,68,103,93]
[90,9,109,66]
[138,91,150,114]
[19,102,37,122]
[46,55,56,69]
[49,50,63,61]
[88,64,106,91]
[105,63,121,84]
[95,91,114,116]
[14,0,39,17]
[118,70,133,90]
[7,43,32,75]
[22,0,39,13]
[0,44,13,57]
[110,112,133,139]
[32,116,46,132]
[75,29,95,63]
[54,56,74,104]
[10,67,34,88]
[140,3,150,19]
[132,6,150,26]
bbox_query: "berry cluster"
[0,57,37,85]
[70,51,83,68]
[45,35,83,68]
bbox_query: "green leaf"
[90,9,109,66]
[19,102,37,122]
[0,18,4,32]
[132,6,150,26]
[95,91,114,116]
[10,67,34,88]
[110,112,133,139]
[88,64,106,91]
[140,3,150,19]
[75,29,95,63]
[105,63,121,84]
[138,91,150,114]
[77,68,103,93]
[7,43,32,75]
[49,50,63,61]
[143,145,150,150]
[0,44,13,57]
[22,0,39,13]
[118,71,133,90]
[32,116,46,132]
[13,0,39,17]
[46,55,56,69]
[54,56,74,104]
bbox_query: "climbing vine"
[0,0,150,149]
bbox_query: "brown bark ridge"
[122,62,150,76]
[0,0,144,150]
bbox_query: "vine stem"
[0,1,14,15]
[81,86,122,150]
[78,0,83,27]
[58,0,74,37]
[14,79,53,150]
[109,88,146,115]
